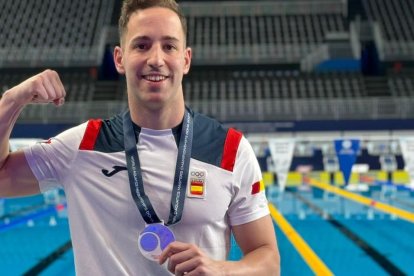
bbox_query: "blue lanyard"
[122,109,193,226]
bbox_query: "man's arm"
[0,70,66,197]
[228,214,280,275]
[159,215,280,276]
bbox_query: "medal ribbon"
[123,109,193,226]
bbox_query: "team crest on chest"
[187,169,207,199]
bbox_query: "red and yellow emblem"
[188,169,207,198]
[251,179,264,195]
[190,180,204,196]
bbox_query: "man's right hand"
[4,69,66,107]
[0,70,65,196]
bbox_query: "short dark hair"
[118,0,187,46]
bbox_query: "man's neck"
[129,103,185,130]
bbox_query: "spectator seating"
[0,70,95,102]
[363,0,414,60]
[187,13,348,64]
[0,0,114,67]
[388,72,414,97]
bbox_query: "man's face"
[114,7,191,109]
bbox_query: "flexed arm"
[0,70,66,197]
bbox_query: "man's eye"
[164,44,176,51]
[134,44,147,50]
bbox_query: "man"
[0,0,280,275]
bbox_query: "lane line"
[23,240,72,276]
[0,205,56,233]
[293,192,406,276]
[0,203,46,221]
[268,203,334,276]
[308,178,414,223]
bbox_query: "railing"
[0,47,102,68]
[300,45,329,72]
[181,0,346,16]
[372,22,385,61]
[192,43,318,65]
[17,97,414,124]
[349,21,361,59]
[383,41,414,61]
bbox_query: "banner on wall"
[268,138,295,191]
[334,139,360,185]
[399,138,414,188]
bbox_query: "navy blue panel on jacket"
[91,108,229,169]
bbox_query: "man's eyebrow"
[162,36,180,43]
[130,36,180,43]
[130,36,151,42]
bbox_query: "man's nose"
[147,46,165,67]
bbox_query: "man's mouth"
[142,75,168,82]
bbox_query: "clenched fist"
[4,69,66,107]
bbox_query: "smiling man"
[0,0,280,275]
[114,4,192,128]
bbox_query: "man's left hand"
[158,241,226,276]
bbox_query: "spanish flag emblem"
[251,179,264,195]
[188,169,207,198]
[190,180,204,196]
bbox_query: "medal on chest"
[123,110,193,261]
[138,223,175,261]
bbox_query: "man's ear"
[113,46,125,74]
[183,47,192,75]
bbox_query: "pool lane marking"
[23,240,72,276]
[0,203,46,221]
[0,205,56,233]
[308,178,414,224]
[268,203,334,276]
[293,192,406,276]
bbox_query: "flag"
[268,138,295,191]
[188,169,207,198]
[251,179,264,195]
[190,180,204,196]
[334,139,360,185]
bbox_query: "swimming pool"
[1,184,413,276]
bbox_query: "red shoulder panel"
[220,128,243,172]
[79,119,102,150]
